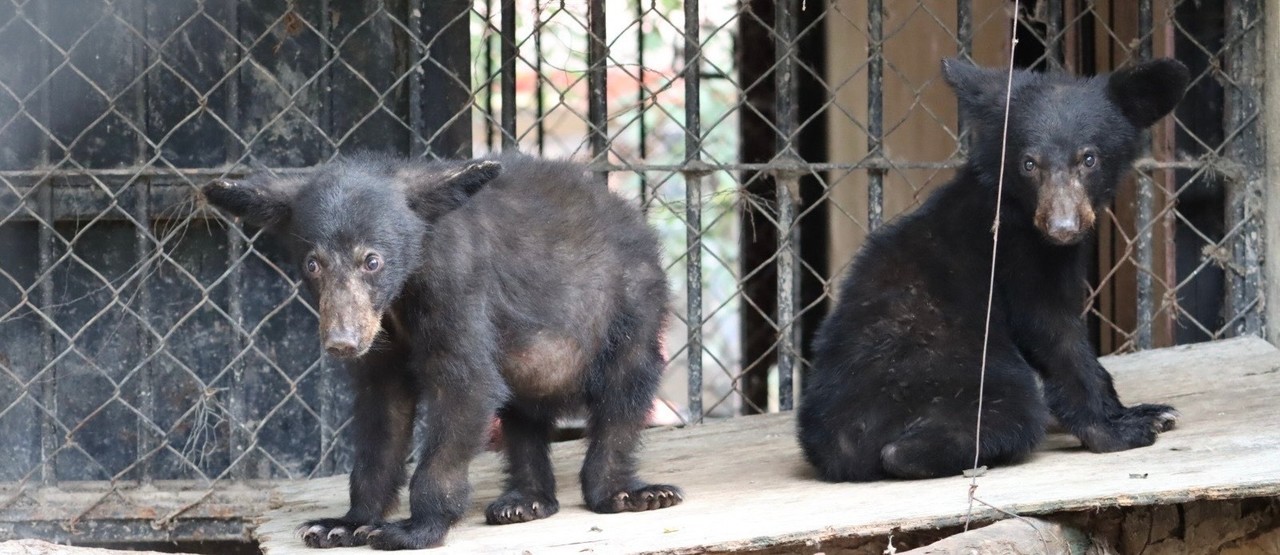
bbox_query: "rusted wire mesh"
[0,0,1264,544]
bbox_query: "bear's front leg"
[366,350,503,551]
[300,346,417,548]
[1026,319,1178,453]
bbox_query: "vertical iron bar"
[774,0,798,411]
[956,0,972,154]
[319,0,332,157]
[230,2,249,478]
[484,0,496,150]
[1225,0,1265,336]
[34,0,56,486]
[37,181,56,487]
[587,0,608,185]
[500,0,517,149]
[317,0,335,475]
[421,0,474,158]
[683,0,703,423]
[408,0,424,158]
[867,0,884,230]
[1134,0,1154,349]
[133,180,154,483]
[1265,0,1280,343]
[636,0,649,206]
[534,3,546,155]
[226,229,248,479]
[130,0,155,484]
[227,1,250,481]
[1045,0,1063,68]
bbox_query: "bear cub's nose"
[1048,215,1079,241]
[324,331,360,358]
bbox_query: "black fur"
[203,153,682,550]
[797,59,1189,482]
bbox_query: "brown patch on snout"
[318,275,382,358]
[1034,175,1096,245]
[502,334,588,398]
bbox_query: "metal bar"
[956,0,972,154]
[774,0,798,411]
[408,0,424,158]
[867,0,884,231]
[129,0,155,484]
[422,0,474,158]
[1266,0,1280,344]
[133,178,154,483]
[587,0,608,185]
[1045,0,1062,68]
[683,0,703,423]
[318,0,332,160]
[37,180,56,487]
[317,0,335,475]
[225,226,248,479]
[227,1,251,481]
[33,0,56,487]
[500,0,517,149]
[1225,0,1265,336]
[534,2,546,155]
[636,0,649,207]
[484,0,496,151]
[1134,0,1154,349]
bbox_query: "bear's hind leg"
[581,335,683,513]
[486,405,560,524]
[880,385,1048,480]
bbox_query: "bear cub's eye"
[364,253,382,273]
[1082,152,1097,168]
[1022,158,1036,173]
[305,257,321,275]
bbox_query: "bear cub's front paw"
[1081,403,1179,453]
[298,517,378,548]
[366,518,449,551]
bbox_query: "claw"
[302,524,325,541]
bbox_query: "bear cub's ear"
[1106,59,1190,129]
[407,160,503,220]
[941,57,1010,122]
[202,174,304,229]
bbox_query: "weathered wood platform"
[256,337,1280,554]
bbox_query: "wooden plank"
[255,337,1280,554]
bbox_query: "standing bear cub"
[203,153,681,550]
[798,58,1190,482]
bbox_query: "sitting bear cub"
[798,58,1190,482]
[203,153,681,550]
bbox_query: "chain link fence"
[0,0,1266,546]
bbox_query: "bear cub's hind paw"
[592,484,684,513]
[1083,403,1180,453]
[485,491,560,524]
[298,517,377,548]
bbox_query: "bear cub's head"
[942,57,1189,245]
[202,156,502,358]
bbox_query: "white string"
[964,0,1020,532]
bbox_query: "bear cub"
[798,58,1190,482]
[203,153,681,550]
